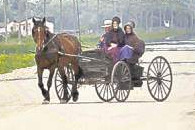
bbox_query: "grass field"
[0,29,189,74]
[0,54,34,74]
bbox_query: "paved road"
[0,48,194,130]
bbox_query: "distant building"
[0,17,54,37]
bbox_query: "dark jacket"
[124,33,145,56]
[105,27,125,47]
[124,32,145,63]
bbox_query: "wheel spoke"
[161,73,170,78]
[152,61,158,74]
[150,81,158,92]
[148,79,157,84]
[153,83,158,97]
[118,89,121,100]
[122,68,128,77]
[159,84,164,99]
[57,86,63,93]
[96,84,102,89]
[57,72,61,78]
[156,59,159,72]
[159,58,162,72]
[56,83,63,88]
[120,90,123,100]
[161,78,171,82]
[161,67,169,77]
[149,68,157,76]
[157,85,160,99]
[99,84,105,95]
[106,85,109,100]
[122,90,126,100]
[162,81,170,91]
[108,84,113,98]
[118,90,121,100]
[161,83,167,96]
[160,61,166,74]
[102,85,107,99]
[60,88,64,98]
[67,86,71,91]
[56,79,62,83]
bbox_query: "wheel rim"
[95,82,114,102]
[55,66,75,102]
[112,61,131,102]
[147,56,172,102]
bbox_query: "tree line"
[0,0,195,34]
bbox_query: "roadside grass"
[0,54,35,74]
[136,28,188,41]
[0,37,35,54]
[80,34,99,49]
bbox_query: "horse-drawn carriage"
[55,48,172,102]
[32,17,172,103]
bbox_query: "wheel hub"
[157,72,162,85]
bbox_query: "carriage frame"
[54,48,173,102]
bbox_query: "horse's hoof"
[42,100,50,104]
[72,91,79,102]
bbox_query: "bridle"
[33,26,57,53]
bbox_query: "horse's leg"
[37,67,48,103]
[58,65,69,103]
[46,66,55,103]
[72,61,83,102]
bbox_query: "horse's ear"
[42,17,46,25]
[32,17,36,24]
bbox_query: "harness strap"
[58,51,109,63]
[42,34,58,51]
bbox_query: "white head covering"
[101,20,112,28]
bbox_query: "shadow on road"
[49,100,156,105]
[0,100,158,107]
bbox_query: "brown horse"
[32,17,83,104]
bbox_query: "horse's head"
[32,17,47,51]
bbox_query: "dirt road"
[0,48,194,130]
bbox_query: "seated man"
[98,19,112,50]
[119,21,145,64]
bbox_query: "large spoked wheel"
[55,65,75,103]
[111,61,132,102]
[147,56,172,102]
[95,82,114,102]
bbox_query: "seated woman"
[104,16,125,63]
[119,21,145,64]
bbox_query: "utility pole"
[150,10,154,31]
[44,0,46,17]
[76,0,81,40]
[97,0,100,33]
[73,0,76,32]
[60,0,63,32]
[3,0,7,42]
[25,0,28,36]
[159,7,162,28]
[18,0,23,44]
